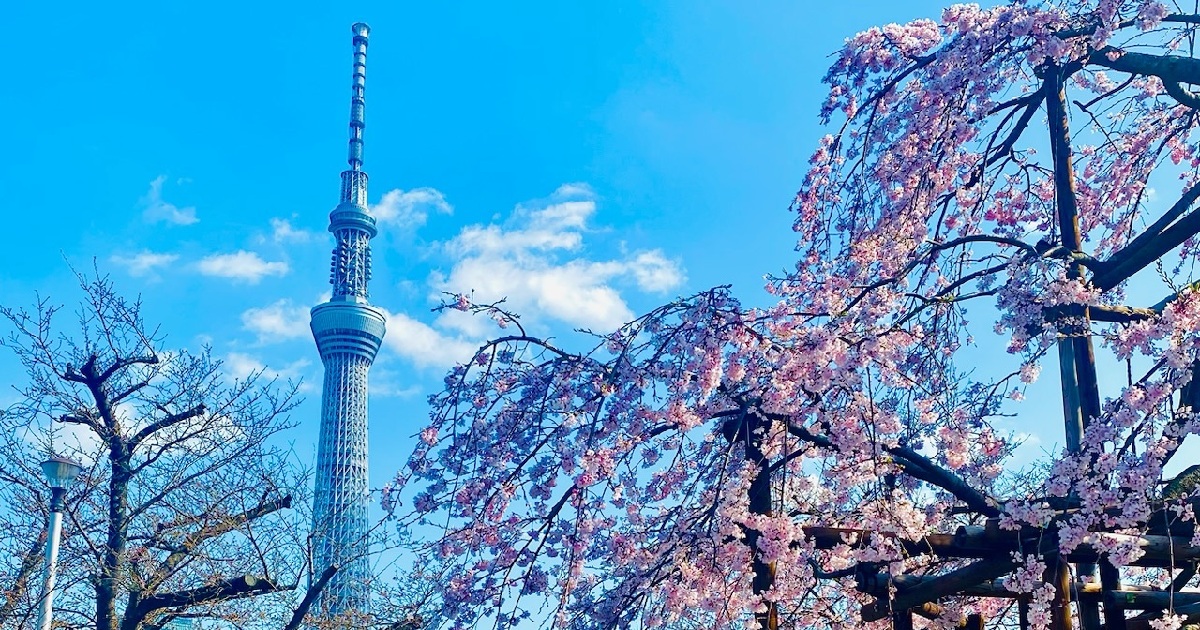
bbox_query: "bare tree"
[0,273,315,630]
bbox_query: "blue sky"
[0,1,985,503]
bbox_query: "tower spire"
[327,22,377,302]
[347,22,368,173]
[309,22,387,620]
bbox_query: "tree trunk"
[97,452,131,630]
[744,412,777,630]
[722,410,777,630]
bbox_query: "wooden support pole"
[966,613,985,630]
[727,408,778,630]
[1081,592,1104,630]
[1078,565,1102,630]
[1100,561,1127,630]
[1057,333,1086,453]
[892,610,915,630]
[1050,559,1075,630]
[1045,61,1104,630]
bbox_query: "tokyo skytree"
[309,22,386,617]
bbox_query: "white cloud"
[223,352,265,380]
[361,183,686,370]
[241,299,311,342]
[270,218,316,243]
[433,307,500,338]
[197,251,289,283]
[371,188,453,229]
[110,250,180,278]
[431,184,686,332]
[15,416,103,466]
[223,352,312,389]
[551,182,595,199]
[369,368,424,398]
[141,176,198,225]
[446,223,580,257]
[435,257,636,330]
[382,310,477,369]
[629,250,686,292]
[446,201,592,257]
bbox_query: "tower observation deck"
[310,22,386,618]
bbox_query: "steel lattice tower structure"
[309,22,386,617]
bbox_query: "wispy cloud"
[197,251,289,283]
[269,218,316,244]
[371,187,453,230]
[241,299,311,342]
[141,176,198,225]
[627,250,686,292]
[110,250,180,278]
[369,367,425,398]
[432,183,686,332]
[223,352,313,391]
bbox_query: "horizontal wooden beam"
[1068,534,1199,569]
[860,558,1018,622]
[860,571,1200,604]
[1127,602,1200,630]
[803,526,1008,559]
[807,524,1200,569]
[858,573,1021,598]
[1106,590,1200,610]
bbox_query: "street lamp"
[36,455,83,630]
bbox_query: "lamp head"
[42,456,83,490]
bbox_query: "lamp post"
[36,455,83,630]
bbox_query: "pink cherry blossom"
[395,2,1200,628]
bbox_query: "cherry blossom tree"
[395,2,1200,628]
